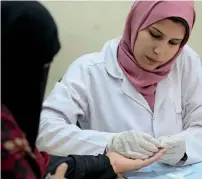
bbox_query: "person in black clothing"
[1,1,166,179]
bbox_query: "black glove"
[68,154,117,179]
[45,154,117,179]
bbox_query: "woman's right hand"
[107,148,166,174]
[107,131,162,159]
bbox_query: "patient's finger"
[142,148,167,166]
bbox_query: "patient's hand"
[107,148,166,174]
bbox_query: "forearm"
[37,116,115,156]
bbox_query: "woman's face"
[133,19,186,71]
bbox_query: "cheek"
[134,30,153,57]
[133,34,151,58]
[165,47,180,62]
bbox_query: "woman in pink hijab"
[37,0,202,168]
[118,1,195,111]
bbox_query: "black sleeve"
[45,154,117,179]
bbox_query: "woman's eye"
[150,31,161,39]
[169,41,180,45]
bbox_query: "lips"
[146,56,157,65]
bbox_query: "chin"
[140,64,156,71]
[136,59,158,71]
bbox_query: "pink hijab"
[118,1,195,111]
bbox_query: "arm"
[176,53,202,165]
[45,149,166,179]
[36,59,115,156]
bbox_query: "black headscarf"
[1,1,60,150]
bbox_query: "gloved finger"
[164,147,182,154]
[122,131,159,153]
[160,140,184,149]
[139,139,159,153]
[160,140,178,148]
[124,138,154,157]
[123,151,149,160]
[107,136,124,153]
[107,143,117,153]
[135,147,154,157]
[141,133,161,148]
[159,135,185,146]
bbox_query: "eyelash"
[169,41,178,45]
[150,31,161,39]
[149,31,179,45]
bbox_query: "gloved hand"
[158,135,186,165]
[107,131,162,159]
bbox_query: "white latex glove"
[158,135,186,165]
[107,131,162,159]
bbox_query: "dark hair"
[168,17,189,43]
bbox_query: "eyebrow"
[151,27,183,41]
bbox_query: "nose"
[153,43,166,56]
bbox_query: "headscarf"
[118,1,195,111]
[1,1,60,150]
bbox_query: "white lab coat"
[37,38,202,165]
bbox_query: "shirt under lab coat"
[36,38,202,166]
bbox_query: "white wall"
[41,1,202,97]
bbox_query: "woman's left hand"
[49,163,68,179]
[106,148,166,174]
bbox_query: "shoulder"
[65,38,121,78]
[175,45,201,72]
[60,52,106,86]
[69,52,105,71]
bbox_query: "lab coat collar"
[103,38,153,112]
[103,37,123,79]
